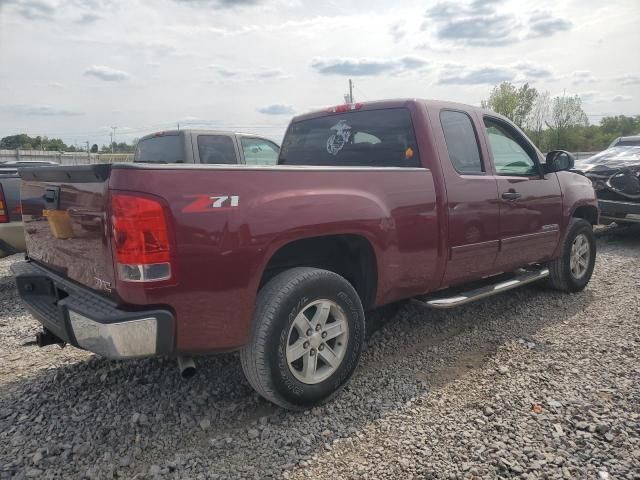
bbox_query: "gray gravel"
[1,225,639,479]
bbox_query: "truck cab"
[134,130,280,165]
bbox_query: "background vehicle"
[576,144,640,224]
[0,160,58,256]
[13,99,598,410]
[607,135,640,148]
[134,130,280,165]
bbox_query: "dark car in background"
[607,135,640,148]
[576,139,640,225]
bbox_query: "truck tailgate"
[19,165,115,294]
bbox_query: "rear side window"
[240,137,279,165]
[440,110,483,174]
[135,134,184,163]
[279,108,421,167]
[197,135,237,164]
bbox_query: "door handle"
[501,190,521,201]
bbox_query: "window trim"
[483,115,543,178]
[440,109,486,176]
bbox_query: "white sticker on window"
[326,120,352,156]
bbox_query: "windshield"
[279,108,421,167]
[615,139,640,147]
[134,134,185,163]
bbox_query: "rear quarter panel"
[109,166,438,352]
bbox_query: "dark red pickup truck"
[13,99,598,409]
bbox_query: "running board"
[412,268,549,310]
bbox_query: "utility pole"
[349,79,354,103]
[110,126,117,153]
[85,140,90,162]
[177,122,180,131]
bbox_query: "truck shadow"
[0,243,617,478]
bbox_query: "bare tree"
[526,91,551,149]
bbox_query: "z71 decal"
[182,195,240,212]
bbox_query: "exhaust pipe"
[177,356,196,379]
[36,329,65,348]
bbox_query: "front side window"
[440,110,483,174]
[240,137,279,165]
[197,135,237,164]
[484,118,538,176]
[279,108,421,167]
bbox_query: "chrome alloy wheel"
[570,233,591,279]
[285,299,349,385]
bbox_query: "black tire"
[240,267,366,410]
[545,218,596,292]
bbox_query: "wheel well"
[572,205,599,225]
[260,235,378,309]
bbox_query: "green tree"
[545,94,588,150]
[90,144,99,153]
[481,82,538,128]
[0,134,33,149]
[599,115,640,137]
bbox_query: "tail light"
[111,193,171,282]
[0,185,9,223]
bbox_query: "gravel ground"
[0,225,638,479]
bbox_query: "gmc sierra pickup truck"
[13,99,598,410]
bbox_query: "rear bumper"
[0,221,25,255]
[599,199,640,224]
[11,260,175,359]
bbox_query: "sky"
[0,0,639,147]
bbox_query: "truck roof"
[138,129,277,142]
[291,98,492,123]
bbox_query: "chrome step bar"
[412,268,550,310]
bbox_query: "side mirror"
[544,150,575,173]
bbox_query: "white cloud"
[0,0,637,146]
[439,64,514,85]
[258,104,295,115]
[311,56,429,76]
[84,65,131,82]
[616,74,640,85]
[0,104,83,117]
[571,70,597,85]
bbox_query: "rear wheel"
[545,218,596,292]
[240,267,365,410]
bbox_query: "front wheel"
[240,267,365,410]
[545,218,596,292]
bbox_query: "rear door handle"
[501,190,521,201]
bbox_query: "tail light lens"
[111,193,171,282]
[0,185,8,223]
